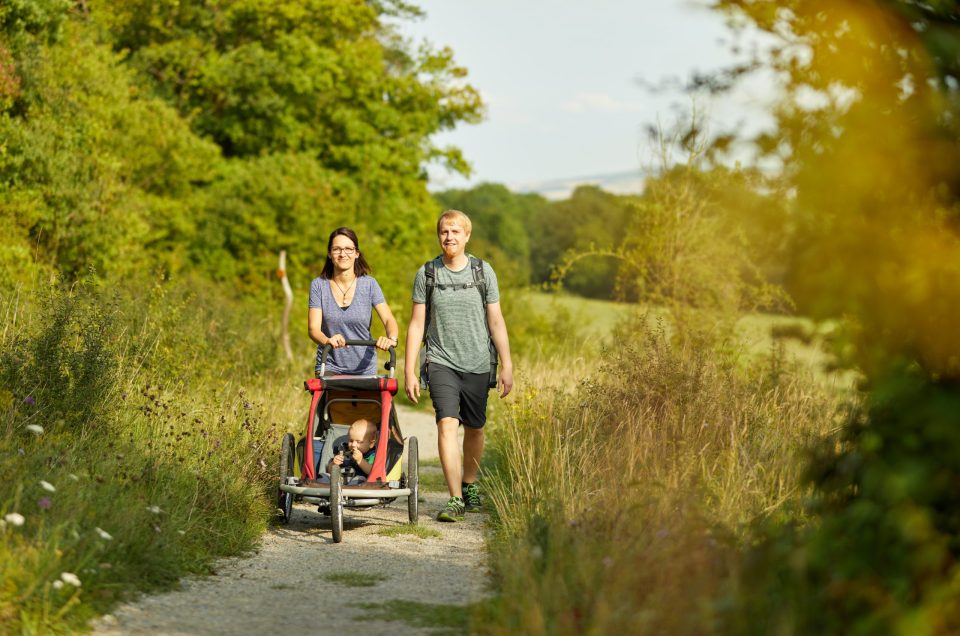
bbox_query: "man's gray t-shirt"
[412,256,500,375]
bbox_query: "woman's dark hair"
[321,227,372,279]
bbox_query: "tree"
[434,182,545,286]
[711,2,960,631]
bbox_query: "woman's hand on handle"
[375,336,395,351]
[328,334,347,348]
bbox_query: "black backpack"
[420,256,498,389]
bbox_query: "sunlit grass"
[376,524,441,540]
[478,316,851,634]
[0,280,304,632]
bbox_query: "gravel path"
[90,405,487,635]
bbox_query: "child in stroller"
[327,418,378,478]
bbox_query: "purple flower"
[38,497,51,510]
[23,396,35,406]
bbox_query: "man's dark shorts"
[428,362,489,429]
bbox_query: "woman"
[308,227,399,376]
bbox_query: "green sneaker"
[463,482,482,513]
[437,496,465,522]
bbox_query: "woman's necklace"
[332,275,357,307]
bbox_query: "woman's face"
[329,235,358,271]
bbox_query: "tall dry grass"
[477,318,852,634]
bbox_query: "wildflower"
[4,512,25,527]
[26,424,44,435]
[146,505,162,514]
[23,395,35,406]
[68,474,79,481]
[40,480,56,492]
[177,530,186,535]
[60,572,81,587]
[18,448,25,456]
[530,545,543,560]
[38,497,51,510]
[95,527,113,541]
[53,580,63,590]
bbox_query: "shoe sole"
[464,506,482,513]
[437,513,464,522]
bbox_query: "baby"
[328,418,378,476]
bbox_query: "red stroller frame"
[276,340,419,543]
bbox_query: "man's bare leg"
[462,427,484,484]
[437,416,463,498]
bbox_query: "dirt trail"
[90,405,486,635]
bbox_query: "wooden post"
[278,250,294,363]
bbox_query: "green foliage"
[0,21,220,282]
[615,163,786,319]
[0,277,295,632]
[709,1,960,631]
[434,182,546,286]
[535,185,634,298]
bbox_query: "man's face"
[438,220,470,258]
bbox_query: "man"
[404,209,514,522]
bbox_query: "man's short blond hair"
[437,209,472,236]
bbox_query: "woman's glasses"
[330,247,356,255]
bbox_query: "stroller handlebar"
[319,339,397,378]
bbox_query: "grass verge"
[328,572,389,587]
[351,599,471,635]
[476,317,853,634]
[376,524,441,540]
[0,278,306,632]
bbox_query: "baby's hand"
[332,454,344,466]
[350,448,363,462]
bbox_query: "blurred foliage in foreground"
[713,1,960,633]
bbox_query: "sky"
[396,0,773,196]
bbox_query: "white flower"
[177,530,185,535]
[52,580,64,590]
[95,527,113,541]
[68,474,80,482]
[4,512,25,527]
[60,572,81,587]
[26,424,44,435]
[40,480,56,493]
[146,505,162,514]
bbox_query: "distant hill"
[508,169,647,200]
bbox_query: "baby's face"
[348,430,375,453]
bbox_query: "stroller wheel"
[278,433,295,524]
[330,465,344,543]
[407,436,419,524]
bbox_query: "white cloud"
[562,92,644,114]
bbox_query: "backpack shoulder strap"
[469,256,488,306]
[422,258,438,342]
